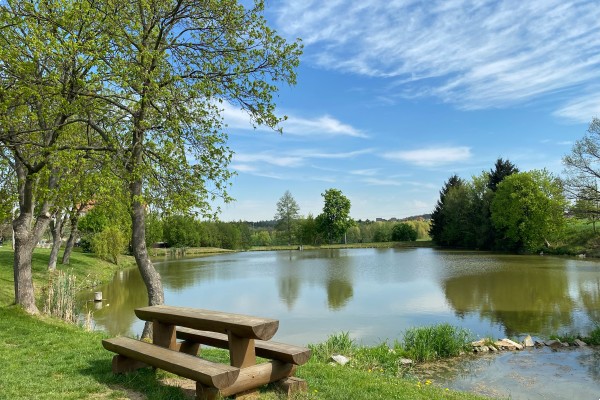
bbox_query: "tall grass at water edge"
[41,270,78,323]
[309,323,474,377]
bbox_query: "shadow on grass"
[81,359,191,400]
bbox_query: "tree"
[488,158,519,191]
[0,1,104,313]
[297,214,320,245]
[392,223,418,241]
[429,175,464,245]
[491,170,566,252]
[571,184,600,233]
[317,189,353,244]
[563,118,600,228]
[274,190,300,245]
[74,0,301,333]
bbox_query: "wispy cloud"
[221,101,367,137]
[383,146,472,167]
[274,1,600,118]
[233,153,304,168]
[351,168,380,176]
[554,93,600,123]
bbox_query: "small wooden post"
[228,331,256,368]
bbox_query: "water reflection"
[442,261,574,336]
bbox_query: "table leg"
[227,331,256,368]
[153,320,176,349]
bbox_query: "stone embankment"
[471,335,588,353]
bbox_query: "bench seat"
[176,327,311,365]
[102,337,239,389]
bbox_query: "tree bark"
[48,211,67,270]
[61,204,84,265]
[13,168,53,313]
[130,177,164,339]
[13,211,39,314]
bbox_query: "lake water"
[86,247,600,344]
[85,247,600,399]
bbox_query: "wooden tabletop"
[135,305,280,341]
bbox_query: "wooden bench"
[102,305,311,399]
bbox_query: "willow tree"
[0,1,106,313]
[82,0,301,330]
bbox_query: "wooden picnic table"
[102,305,310,399]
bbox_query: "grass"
[0,245,490,400]
[549,325,600,345]
[403,324,473,362]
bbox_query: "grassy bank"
[0,246,489,399]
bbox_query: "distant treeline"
[137,215,431,250]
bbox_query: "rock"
[544,340,562,349]
[561,342,570,347]
[574,339,587,347]
[331,354,350,366]
[488,345,498,352]
[534,340,545,347]
[495,338,523,350]
[471,339,487,347]
[523,335,534,347]
[474,346,489,353]
[399,358,413,365]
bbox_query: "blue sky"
[216,0,600,222]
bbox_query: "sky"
[215,0,600,222]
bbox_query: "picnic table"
[102,305,311,399]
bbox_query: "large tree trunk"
[48,211,67,271]
[61,203,85,265]
[130,178,164,339]
[13,212,39,314]
[13,168,52,314]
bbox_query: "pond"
[85,247,600,344]
[84,247,600,399]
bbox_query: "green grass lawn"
[0,246,491,400]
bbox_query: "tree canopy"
[316,189,353,244]
[491,170,566,252]
[0,0,302,316]
[274,190,300,245]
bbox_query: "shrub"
[92,225,127,264]
[392,223,418,241]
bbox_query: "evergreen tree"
[429,175,463,245]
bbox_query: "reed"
[42,270,78,323]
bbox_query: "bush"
[92,225,127,264]
[392,223,418,241]
[403,323,473,362]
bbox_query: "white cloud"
[363,177,403,186]
[553,93,600,123]
[221,101,367,137]
[383,146,472,167]
[285,115,368,138]
[274,1,600,117]
[351,168,379,176]
[233,153,304,168]
[291,148,373,159]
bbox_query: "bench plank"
[177,327,311,365]
[102,337,239,389]
[135,305,279,341]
